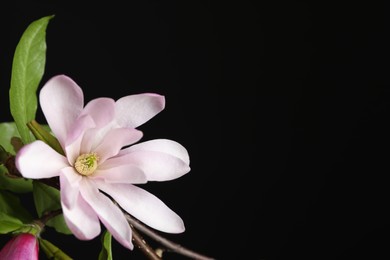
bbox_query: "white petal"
[65,115,96,164]
[122,139,190,165]
[94,128,143,163]
[108,139,190,181]
[39,75,84,146]
[80,179,133,249]
[59,168,82,209]
[91,164,147,184]
[15,141,68,179]
[114,93,165,128]
[95,181,185,233]
[81,98,116,128]
[61,188,101,240]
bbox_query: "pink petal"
[81,98,116,128]
[80,179,133,249]
[95,181,185,233]
[121,139,190,165]
[59,168,82,209]
[39,75,84,146]
[64,115,96,164]
[94,128,143,163]
[76,99,116,152]
[114,93,165,128]
[79,128,104,155]
[91,164,147,184]
[109,139,190,181]
[65,114,96,147]
[61,189,101,240]
[15,141,68,179]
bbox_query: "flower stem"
[125,213,216,260]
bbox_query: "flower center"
[74,152,99,176]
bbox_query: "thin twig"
[131,226,161,260]
[40,209,63,225]
[32,208,63,235]
[125,213,216,260]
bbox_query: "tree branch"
[131,226,162,260]
[125,213,216,260]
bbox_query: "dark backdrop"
[0,1,388,259]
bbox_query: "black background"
[0,1,389,259]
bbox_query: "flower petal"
[94,128,143,163]
[15,141,68,179]
[121,139,190,165]
[40,75,84,146]
[61,189,101,240]
[64,115,96,164]
[114,93,165,128]
[60,168,82,209]
[95,181,185,233]
[108,139,190,181]
[91,164,147,184]
[80,179,133,250]
[81,98,116,128]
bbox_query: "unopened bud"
[0,233,39,260]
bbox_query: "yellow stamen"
[74,152,99,176]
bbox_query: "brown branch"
[125,213,216,260]
[40,209,63,225]
[131,225,162,260]
[30,209,63,235]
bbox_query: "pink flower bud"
[0,233,39,260]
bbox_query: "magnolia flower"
[15,75,190,250]
[0,233,39,260]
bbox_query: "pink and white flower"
[15,75,190,250]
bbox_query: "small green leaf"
[0,212,24,234]
[32,181,60,217]
[98,230,113,260]
[0,167,33,193]
[0,122,22,154]
[46,214,72,235]
[39,238,73,260]
[0,190,33,233]
[10,15,54,144]
[27,120,64,155]
[0,190,33,223]
[32,181,71,234]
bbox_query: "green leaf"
[0,190,33,223]
[0,190,33,233]
[9,15,54,145]
[32,181,60,217]
[39,238,73,260]
[27,120,64,155]
[0,122,22,154]
[98,230,113,260]
[46,214,72,235]
[0,212,24,234]
[0,166,33,193]
[32,181,71,234]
